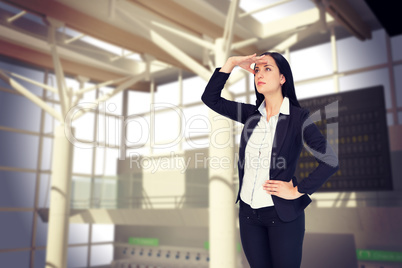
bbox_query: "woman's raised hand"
[220,53,268,74]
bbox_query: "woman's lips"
[257,82,265,85]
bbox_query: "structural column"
[46,124,74,268]
[208,38,236,268]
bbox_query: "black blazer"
[202,69,339,222]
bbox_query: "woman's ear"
[280,75,286,85]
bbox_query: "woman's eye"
[265,68,271,71]
[255,69,259,73]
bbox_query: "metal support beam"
[222,0,240,59]
[6,10,26,23]
[209,38,236,268]
[151,21,214,50]
[0,71,63,122]
[116,6,211,81]
[71,72,146,121]
[45,124,74,268]
[47,17,70,117]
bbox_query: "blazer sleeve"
[297,110,340,195]
[201,68,256,124]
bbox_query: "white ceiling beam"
[260,8,334,39]
[116,6,211,81]
[151,21,214,50]
[238,0,292,18]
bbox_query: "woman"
[201,52,339,268]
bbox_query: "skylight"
[58,27,142,61]
[238,0,316,24]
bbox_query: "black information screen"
[296,86,392,192]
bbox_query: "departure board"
[296,86,393,192]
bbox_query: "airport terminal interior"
[0,0,402,267]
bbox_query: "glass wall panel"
[339,68,391,109]
[0,130,39,169]
[291,43,332,81]
[0,171,35,207]
[91,224,114,243]
[67,246,88,268]
[68,224,89,244]
[0,91,42,132]
[391,34,402,61]
[0,250,30,267]
[337,29,387,72]
[90,244,113,267]
[0,211,33,249]
[393,64,402,107]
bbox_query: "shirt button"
[272,220,275,224]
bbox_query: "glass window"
[67,246,88,268]
[41,137,53,171]
[35,213,48,247]
[229,74,247,94]
[291,43,332,81]
[153,110,181,153]
[0,171,35,207]
[68,224,89,244]
[391,34,402,61]
[70,110,95,142]
[183,76,206,105]
[104,147,119,176]
[91,224,114,243]
[38,174,50,209]
[0,250,30,267]
[72,146,94,175]
[100,87,123,115]
[387,112,394,126]
[339,68,391,109]
[90,244,113,267]
[0,211,33,249]
[156,80,180,106]
[0,130,39,169]
[296,79,335,100]
[0,60,44,96]
[393,64,402,107]
[126,114,150,148]
[337,29,387,72]
[183,105,209,139]
[398,111,402,125]
[34,250,46,268]
[128,91,150,115]
[0,91,42,132]
[43,104,57,134]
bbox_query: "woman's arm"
[296,111,340,195]
[201,54,267,124]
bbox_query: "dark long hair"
[254,52,301,108]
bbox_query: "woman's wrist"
[293,186,304,198]
[220,57,236,73]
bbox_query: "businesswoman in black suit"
[201,52,339,268]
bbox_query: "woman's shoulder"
[290,104,309,119]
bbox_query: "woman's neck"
[264,91,284,117]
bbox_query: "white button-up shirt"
[240,97,290,209]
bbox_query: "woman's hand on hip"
[263,180,304,200]
[220,53,268,74]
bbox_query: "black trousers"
[239,200,305,268]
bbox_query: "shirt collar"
[258,96,290,117]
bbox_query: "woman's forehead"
[255,56,276,68]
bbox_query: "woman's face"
[254,55,285,96]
